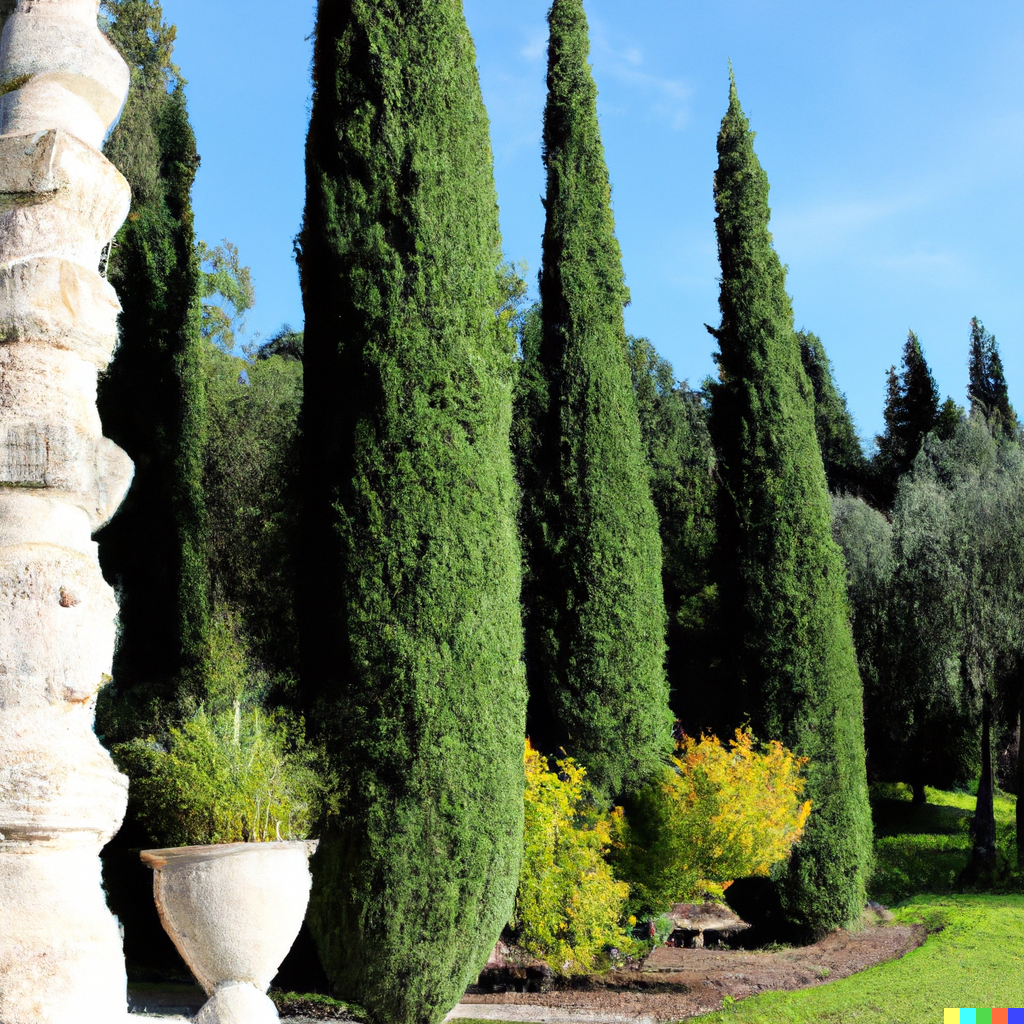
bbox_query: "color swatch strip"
[944,1011,1024,1023]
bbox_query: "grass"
[869,783,1019,905]
[686,784,1024,1021]
[270,990,364,1020]
[689,894,1024,1022]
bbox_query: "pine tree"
[873,331,940,506]
[96,0,209,738]
[797,330,868,495]
[523,0,673,800]
[707,74,872,938]
[968,317,1017,437]
[296,3,525,1022]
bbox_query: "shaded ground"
[454,921,926,1023]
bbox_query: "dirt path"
[126,923,926,1022]
[452,923,927,1023]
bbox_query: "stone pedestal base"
[195,982,279,1024]
[0,845,129,1023]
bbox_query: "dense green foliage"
[523,0,672,799]
[697,782,1023,1022]
[838,418,1024,819]
[97,0,209,738]
[797,330,869,495]
[297,2,526,1022]
[627,339,719,728]
[706,76,872,937]
[204,343,303,678]
[873,331,941,506]
[969,317,1017,437]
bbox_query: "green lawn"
[691,784,1024,1022]
[691,894,1024,1023]
[870,783,1019,905]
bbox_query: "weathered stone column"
[0,1,134,1021]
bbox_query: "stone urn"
[140,840,319,1024]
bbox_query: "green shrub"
[115,704,325,846]
[514,741,636,975]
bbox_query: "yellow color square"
[945,1011,960,1024]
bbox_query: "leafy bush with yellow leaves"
[513,741,636,975]
[615,729,811,915]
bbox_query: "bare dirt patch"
[454,922,927,1023]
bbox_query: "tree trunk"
[972,689,997,874]
[912,781,927,804]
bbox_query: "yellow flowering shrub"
[616,728,811,914]
[514,741,634,975]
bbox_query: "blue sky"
[163,0,1024,444]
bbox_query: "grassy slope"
[695,784,1024,1022]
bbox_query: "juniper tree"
[521,0,673,801]
[297,3,525,1022]
[96,0,209,737]
[707,75,873,938]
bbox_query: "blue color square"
[962,1011,976,1024]
[1008,1010,1024,1023]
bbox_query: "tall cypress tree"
[523,0,673,801]
[297,3,525,1022]
[968,317,1017,436]
[97,0,209,738]
[873,331,940,506]
[707,75,872,938]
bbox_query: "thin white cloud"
[588,18,694,131]
[520,28,546,63]
[772,194,924,249]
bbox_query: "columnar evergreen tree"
[797,330,869,495]
[873,331,941,506]
[707,75,872,938]
[97,0,209,737]
[968,317,1017,436]
[297,3,526,1022]
[523,0,673,800]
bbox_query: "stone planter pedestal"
[140,841,319,1024]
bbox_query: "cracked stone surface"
[0,1,134,1021]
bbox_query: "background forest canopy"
[86,0,1024,1022]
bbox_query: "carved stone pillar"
[0,1,134,1021]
